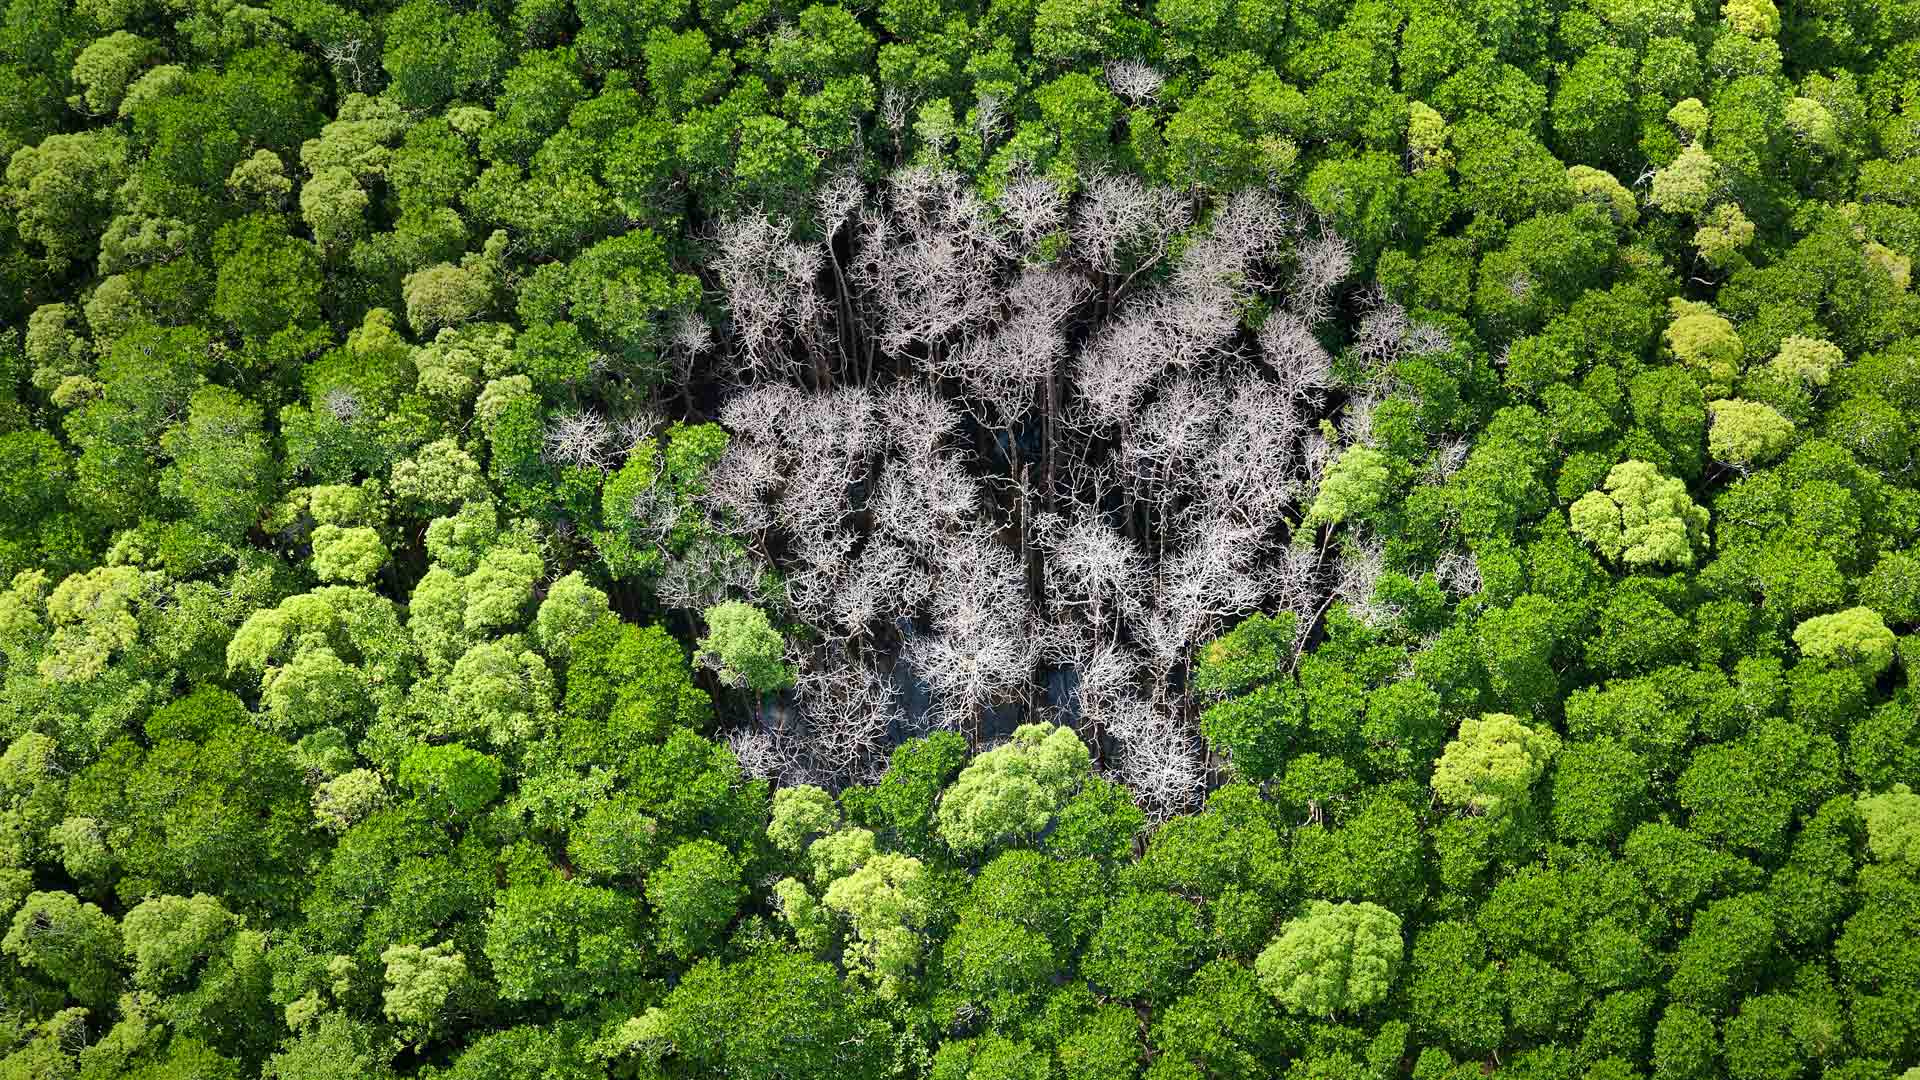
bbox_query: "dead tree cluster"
[676,167,1442,818]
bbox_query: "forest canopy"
[1,0,1920,1077]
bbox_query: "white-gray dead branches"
[683,173,1423,805]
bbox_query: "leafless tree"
[791,655,901,783]
[543,411,616,471]
[324,387,362,424]
[726,727,787,782]
[815,170,866,237]
[1404,319,1454,357]
[878,86,912,151]
[1434,550,1483,597]
[1039,511,1151,640]
[1332,536,1389,626]
[973,93,1006,147]
[1353,287,1414,369]
[1103,60,1164,105]
[880,380,962,459]
[322,37,381,94]
[1105,696,1208,822]
[1426,437,1471,484]
[1339,388,1384,447]
[850,166,1012,358]
[1074,314,1170,427]
[1269,544,1326,627]
[1072,172,1191,283]
[710,214,831,381]
[995,174,1069,254]
[1260,311,1336,405]
[1196,379,1302,529]
[655,537,773,612]
[682,175,1398,816]
[1290,225,1354,326]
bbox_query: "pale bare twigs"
[689,177,1384,805]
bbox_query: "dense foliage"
[2,0,1919,1076]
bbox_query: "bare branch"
[1103,60,1164,105]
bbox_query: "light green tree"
[402,234,506,335]
[1664,300,1743,393]
[414,323,515,414]
[1256,900,1403,1017]
[769,785,840,856]
[37,564,151,682]
[1770,336,1845,387]
[403,260,497,335]
[5,131,128,264]
[264,1013,396,1080]
[226,150,291,210]
[1867,242,1912,292]
[300,166,370,253]
[69,31,156,115]
[822,851,935,998]
[1668,98,1710,142]
[408,543,544,672]
[936,724,1092,856]
[1305,445,1392,528]
[121,892,238,989]
[1723,0,1780,37]
[1432,713,1562,818]
[1407,103,1453,172]
[3,891,121,1004]
[226,586,413,736]
[50,816,111,883]
[435,639,556,747]
[1568,165,1637,225]
[1708,399,1795,468]
[773,876,836,955]
[1649,144,1718,215]
[531,572,611,661]
[1793,607,1896,677]
[697,601,793,694]
[313,769,386,833]
[381,942,467,1038]
[312,526,389,584]
[1785,97,1839,151]
[1858,785,1920,874]
[391,439,486,516]
[1694,204,1756,268]
[1569,461,1710,570]
[808,825,880,881]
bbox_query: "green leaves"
[5,130,128,265]
[1709,398,1796,468]
[696,601,792,694]
[1256,900,1403,1017]
[648,838,744,961]
[1569,460,1710,570]
[484,864,645,1009]
[0,0,1914,1072]
[1305,445,1392,528]
[397,743,504,822]
[2,891,120,1005]
[1793,607,1897,677]
[1859,785,1920,874]
[1431,713,1561,820]
[935,724,1090,857]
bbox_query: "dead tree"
[682,175,1391,819]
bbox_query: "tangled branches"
[695,170,1387,815]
